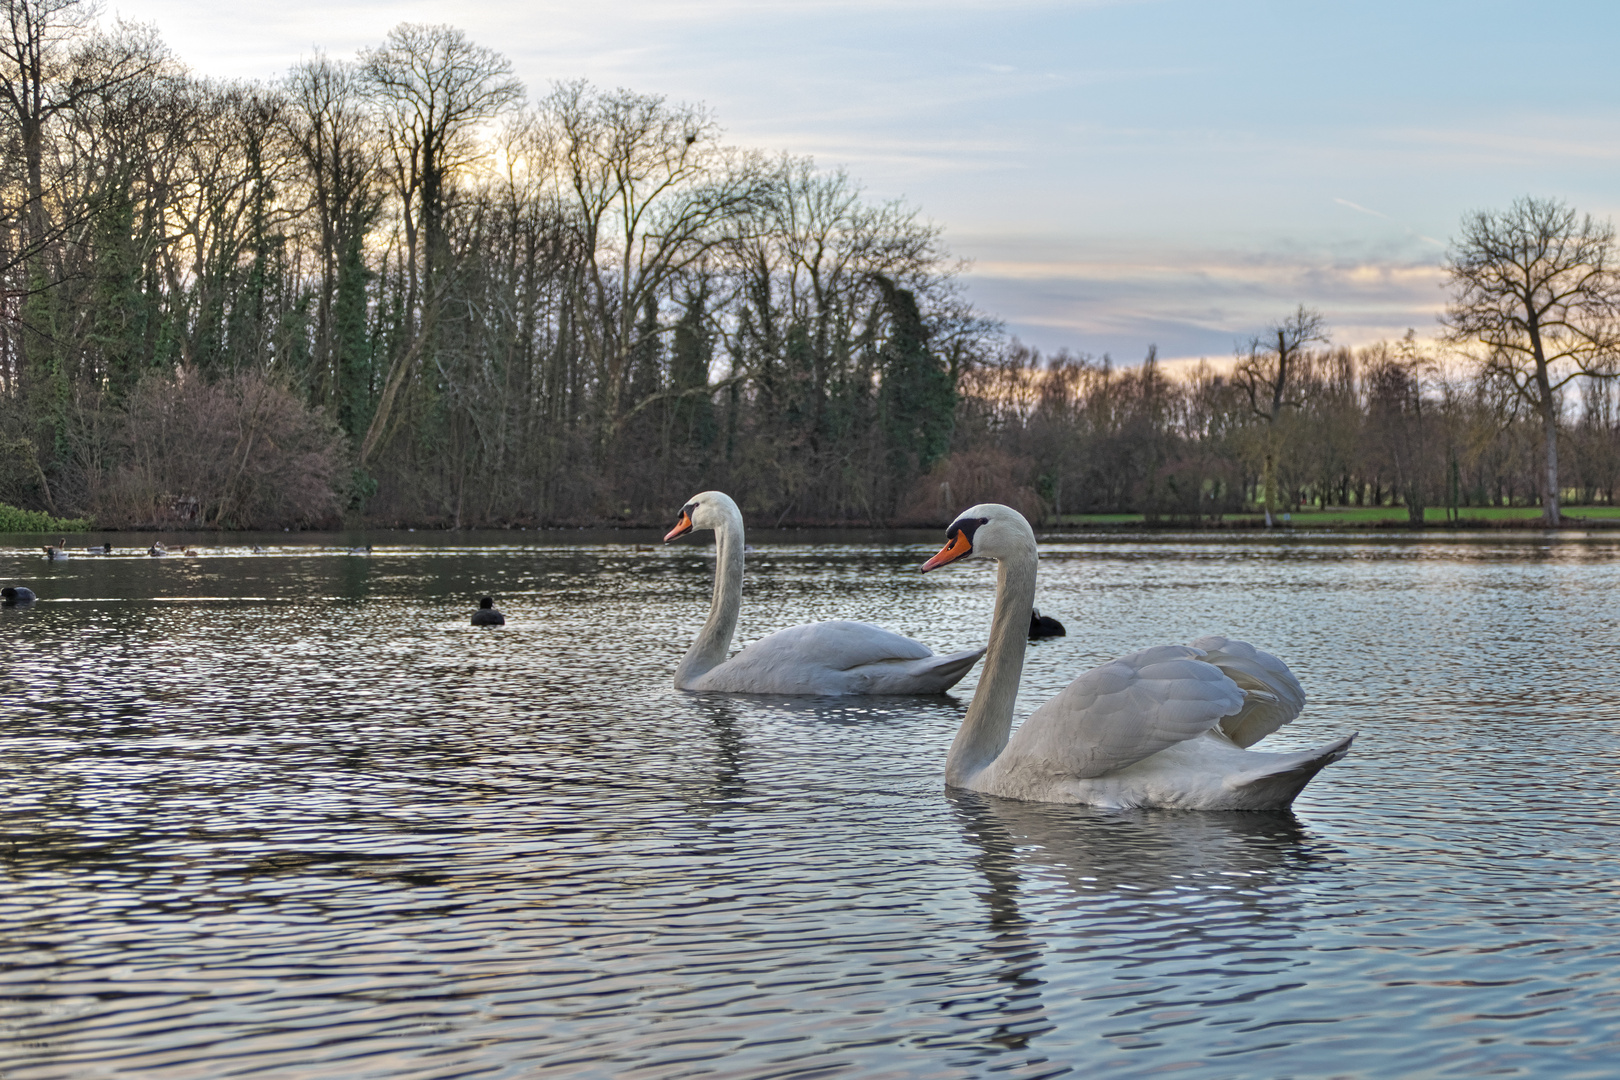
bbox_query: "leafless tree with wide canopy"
[1443,196,1620,526]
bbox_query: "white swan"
[665,491,985,694]
[921,504,1353,810]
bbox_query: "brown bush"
[98,370,350,529]
[896,447,1045,526]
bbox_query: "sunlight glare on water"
[3,530,1620,1078]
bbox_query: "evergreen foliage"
[0,11,1617,528]
[0,501,90,533]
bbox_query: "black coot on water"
[1029,607,1066,638]
[472,596,505,626]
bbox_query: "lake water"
[3,529,1620,1079]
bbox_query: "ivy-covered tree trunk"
[874,274,954,514]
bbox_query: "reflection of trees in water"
[942,792,1326,1068]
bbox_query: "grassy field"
[1052,505,1620,529]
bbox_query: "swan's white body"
[667,492,984,694]
[923,504,1353,810]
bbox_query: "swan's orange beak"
[921,532,973,572]
[664,511,693,542]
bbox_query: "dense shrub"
[0,502,91,533]
[98,371,350,529]
[899,448,1044,526]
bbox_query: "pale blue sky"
[107,0,1620,363]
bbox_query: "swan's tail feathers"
[862,647,986,694]
[1224,732,1356,810]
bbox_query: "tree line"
[960,314,1620,529]
[962,197,1620,530]
[2,3,1617,530]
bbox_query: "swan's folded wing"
[1188,636,1305,748]
[1007,645,1246,778]
[741,620,933,671]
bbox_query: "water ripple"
[4,534,1620,1077]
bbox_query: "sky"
[102,0,1620,365]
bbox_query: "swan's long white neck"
[945,540,1037,787]
[675,501,745,687]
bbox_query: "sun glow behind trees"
[0,7,977,526]
[1,3,1618,529]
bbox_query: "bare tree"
[284,53,381,433]
[1362,334,1431,526]
[0,0,161,255]
[1442,196,1620,526]
[358,23,523,464]
[545,81,771,448]
[1232,305,1328,525]
[717,156,961,519]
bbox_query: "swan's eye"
[949,517,987,544]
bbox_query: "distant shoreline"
[7,508,1620,540]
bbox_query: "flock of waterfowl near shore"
[4,490,1354,812]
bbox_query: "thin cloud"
[1390,123,1620,164]
[1334,198,1390,221]
[961,245,1449,362]
[1334,197,1446,249]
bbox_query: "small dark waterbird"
[2,585,36,605]
[1029,607,1066,639]
[472,596,505,626]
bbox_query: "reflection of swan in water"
[951,789,1315,900]
[663,491,984,694]
[671,692,967,813]
[922,504,1353,809]
[676,695,751,811]
[939,792,1319,1059]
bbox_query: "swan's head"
[921,503,1037,572]
[664,490,741,542]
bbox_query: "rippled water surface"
[4,529,1620,1079]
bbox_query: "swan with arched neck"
[921,503,1353,810]
[665,491,984,694]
